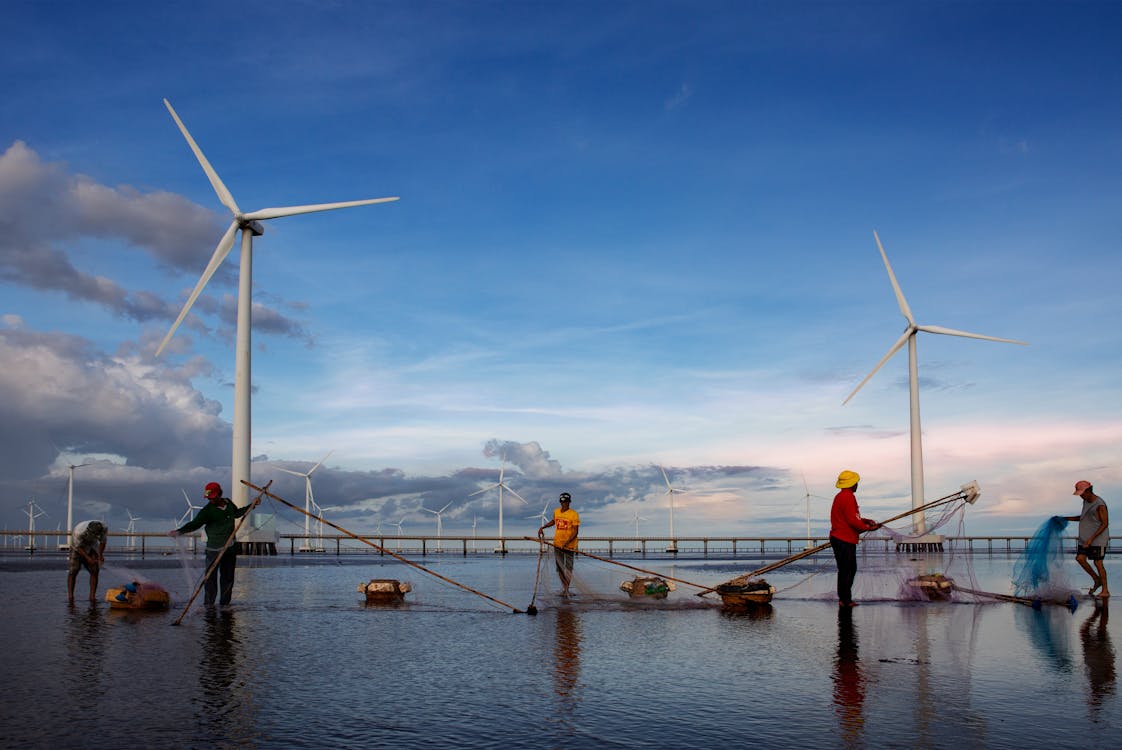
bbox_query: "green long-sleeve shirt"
[176,499,252,550]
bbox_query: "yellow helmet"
[836,470,860,489]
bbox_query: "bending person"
[67,520,108,604]
[829,471,879,607]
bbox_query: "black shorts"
[1077,545,1106,561]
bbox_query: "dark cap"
[559,492,571,502]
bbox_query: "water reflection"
[550,608,583,736]
[196,609,259,745]
[1016,606,1075,673]
[1081,602,1116,718]
[832,608,865,748]
[66,602,106,700]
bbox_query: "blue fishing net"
[1012,515,1068,597]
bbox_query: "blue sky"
[1,1,1119,540]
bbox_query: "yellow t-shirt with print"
[552,508,580,550]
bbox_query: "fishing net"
[1012,516,1069,597]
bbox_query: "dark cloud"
[0,140,310,347]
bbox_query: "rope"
[244,480,525,614]
[522,536,710,590]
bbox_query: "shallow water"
[1,551,1118,749]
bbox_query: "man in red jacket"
[830,470,879,607]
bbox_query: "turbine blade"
[469,483,499,497]
[308,450,335,475]
[873,231,915,326]
[842,329,912,404]
[439,501,453,513]
[276,467,306,477]
[916,325,1028,345]
[163,99,241,216]
[504,487,530,505]
[659,464,671,489]
[155,220,240,357]
[242,197,399,222]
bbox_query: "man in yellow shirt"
[538,492,580,595]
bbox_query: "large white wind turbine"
[278,451,334,552]
[844,231,1027,535]
[423,500,454,552]
[469,455,528,554]
[154,99,398,509]
[178,488,203,526]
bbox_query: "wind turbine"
[278,450,334,552]
[125,509,142,550]
[844,231,1027,534]
[178,488,203,525]
[632,511,648,553]
[390,516,406,552]
[61,461,92,549]
[471,515,478,552]
[659,465,688,553]
[423,500,454,553]
[528,502,550,527]
[469,455,528,554]
[312,502,339,552]
[24,499,46,551]
[154,99,398,510]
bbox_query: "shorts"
[1077,545,1106,561]
[68,549,99,575]
[553,547,575,574]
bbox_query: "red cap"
[204,482,223,499]
[1074,480,1092,495]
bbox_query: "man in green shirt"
[169,482,259,606]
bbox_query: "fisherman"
[168,482,259,607]
[1065,480,1109,599]
[67,520,108,604]
[538,491,580,596]
[829,471,879,607]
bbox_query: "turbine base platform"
[896,534,944,553]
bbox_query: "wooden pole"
[524,537,709,590]
[172,480,272,625]
[244,480,524,614]
[697,485,979,597]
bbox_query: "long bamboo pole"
[243,480,525,614]
[523,536,710,590]
[696,483,980,597]
[953,584,1078,611]
[172,480,272,625]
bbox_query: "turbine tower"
[469,455,527,554]
[660,465,687,553]
[155,99,398,509]
[278,451,334,552]
[61,461,91,548]
[844,231,1027,535]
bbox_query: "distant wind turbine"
[178,488,203,526]
[527,502,551,527]
[423,500,454,552]
[659,465,687,553]
[154,99,398,509]
[632,511,648,553]
[125,509,142,550]
[24,499,46,551]
[844,231,1027,534]
[390,516,406,552]
[278,450,334,552]
[469,455,528,554]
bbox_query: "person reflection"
[1080,601,1116,718]
[194,608,256,744]
[66,603,106,704]
[550,608,583,733]
[832,607,866,747]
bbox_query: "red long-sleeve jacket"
[830,488,876,544]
